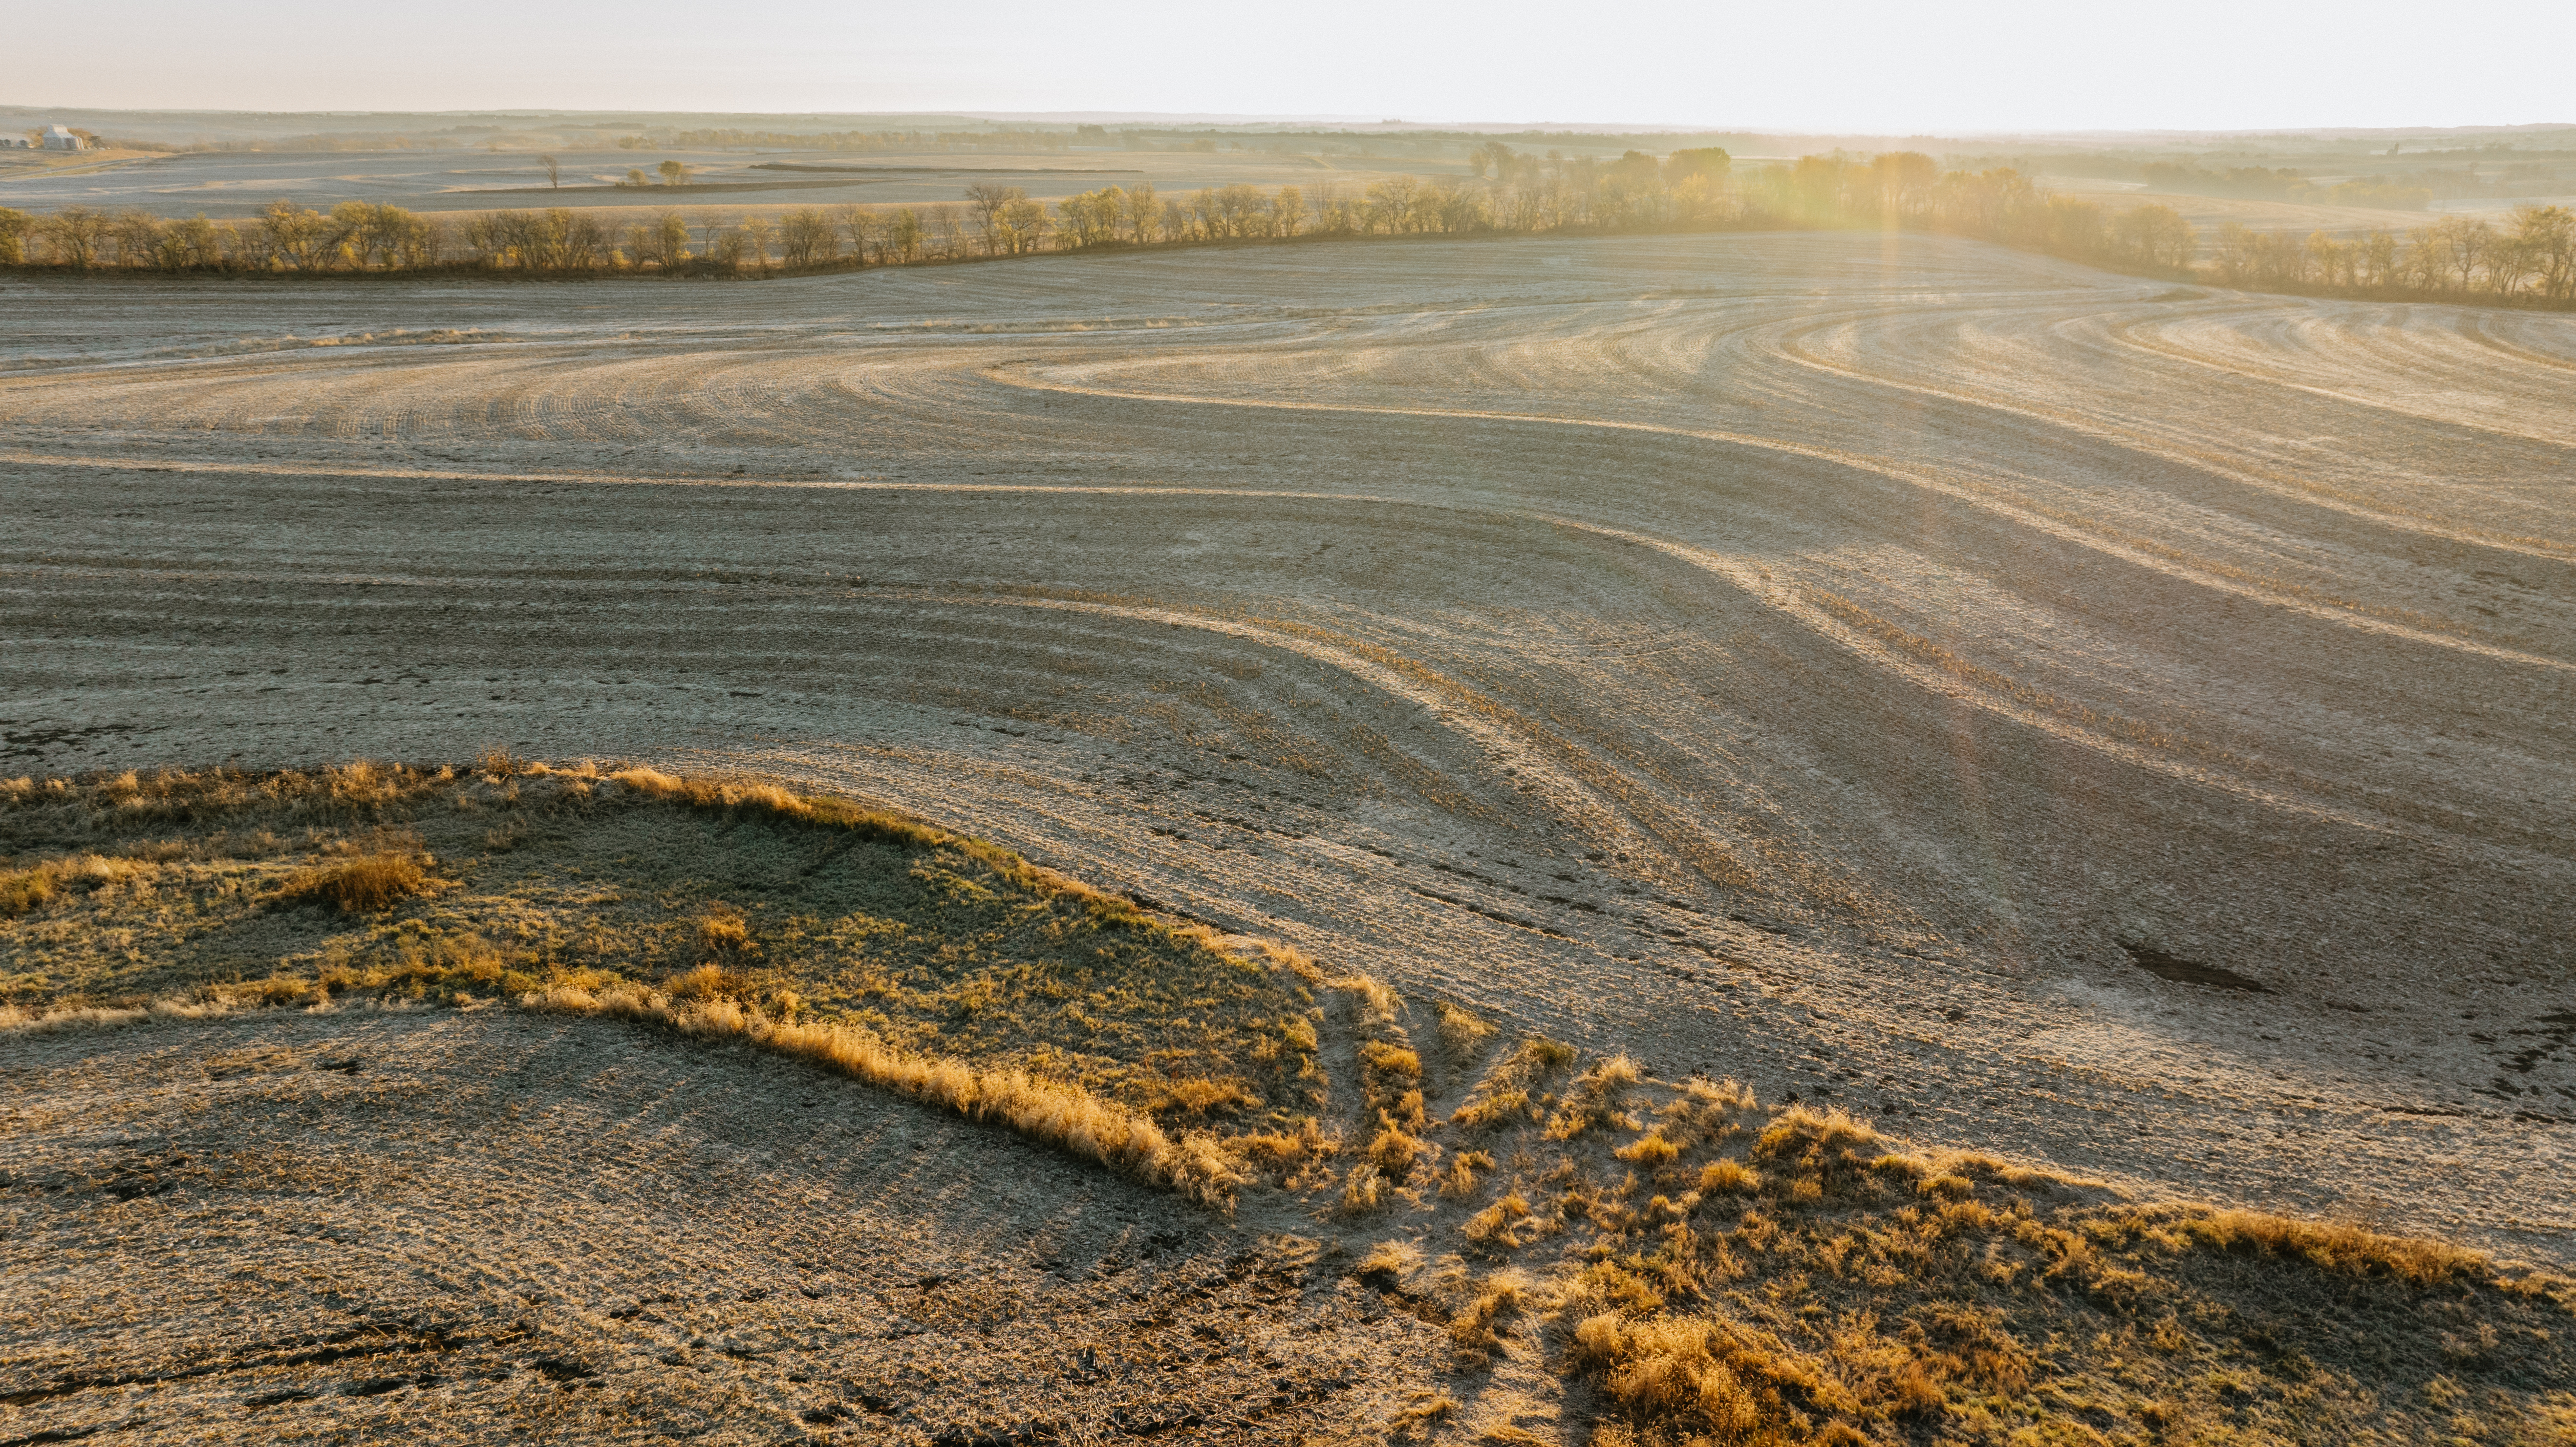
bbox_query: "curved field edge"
[6,761,2573,1445]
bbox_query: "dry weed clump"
[2176,1206,2489,1287]
[604,766,950,854]
[1450,1035,1578,1130]
[1,859,61,917]
[1432,998,1496,1064]
[1544,1054,1644,1140]
[269,849,429,914]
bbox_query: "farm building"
[41,126,86,151]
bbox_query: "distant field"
[0,145,1436,220]
[2039,172,2567,238]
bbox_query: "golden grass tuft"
[1,860,59,917]
[1451,1035,1577,1131]
[271,850,429,914]
[1698,1158,1762,1195]
[1569,1312,1773,1441]
[1142,1077,1260,1117]
[1544,1053,1642,1140]
[1463,1192,1533,1249]
[1337,1163,1386,1214]
[609,766,955,856]
[1616,1130,1682,1167]
[1450,1271,1524,1352]
[2179,1208,2487,1287]
[1360,1039,1424,1083]
[1368,1119,1429,1172]
[1235,1118,1333,1185]
[1433,998,1497,1061]
[665,963,756,1001]
[0,996,244,1033]
[694,902,755,959]
[1389,1390,1457,1441]
[1751,1103,1879,1160]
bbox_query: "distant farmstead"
[41,126,86,151]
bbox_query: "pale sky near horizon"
[6,0,2569,134]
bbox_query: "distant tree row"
[4,154,2570,308]
[2209,210,2576,299]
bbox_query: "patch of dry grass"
[1513,1099,2576,1446]
[520,983,1246,1207]
[0,860,58,917]
[1,758,1322,1130]
[1450,1035,1577,1131]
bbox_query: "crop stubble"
[1,232,2570,1257]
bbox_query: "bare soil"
[5,766,2573,1445]
[1,230,2570,1270]
[0,1005,1448,1444]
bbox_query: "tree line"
[3,149,2570,308]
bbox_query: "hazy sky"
[7,0,2571,133]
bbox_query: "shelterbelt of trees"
[3,147,2572,307]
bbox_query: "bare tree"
[109,209,165,269]
[45,207,105,269]
[258,200,333,272]
[964,184,1026,255]
[779,210,828,268]
[1123,182,1159,244]
[541,155,561,190]
[831,203,873,263]
[885,208,924,262]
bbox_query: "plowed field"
[4,232,2571,1258]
